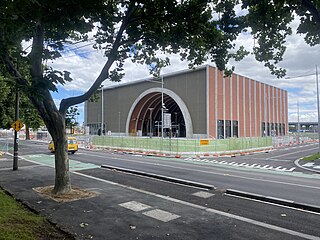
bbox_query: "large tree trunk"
[52,131,71,194]
[47,110,71,195]
[2,21,73,195]
[27,21,72,195]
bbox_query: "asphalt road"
[1,138,320,239]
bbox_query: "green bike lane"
[21,153,99,171]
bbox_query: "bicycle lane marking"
[21,154,99,171]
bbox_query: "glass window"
[271,123,276,136]
[226,120,231,138]
[233,121,238,137]
[261,122,266,136]
[217,120,224,139]
[282,124,286,136]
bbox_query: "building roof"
[100,64,285,92]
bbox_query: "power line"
[60,49,102,59]
[60,42,95,53]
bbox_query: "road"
[1,138,320,239]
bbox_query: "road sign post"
[13,87,20,171]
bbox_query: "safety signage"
[11,120,23,131]
[200,139,209,145]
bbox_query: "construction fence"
[1,130,319,157]
[92,136,273,156]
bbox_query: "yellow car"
[48,137,78,154]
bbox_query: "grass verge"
[302,152,320,161]
[0,188,74,240]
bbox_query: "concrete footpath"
[0,155,319,240]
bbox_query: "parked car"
[48,137,78,154]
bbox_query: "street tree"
[0,0,248,195]
[0,58,43,136]
[242,0,320,77]
[0,74,14,129]
[20,99,44,140]
[65,106,80,134]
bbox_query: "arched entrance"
[126,88,193,138]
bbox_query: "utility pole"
[148,108,154,138]
[316,65,320,152]
[286,67,320,152]
[13,85,19,171]
[161,75,164,138]
[297,100,300,143]
[101,85,104,135]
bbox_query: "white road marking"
[192,191,215,198]
[303,163,315,167]
[183,158,296,172]
[119,201,151,212]
[80,152,320,190]
[74,172,320,240]
[142,209,180,222]
[267,147,320,159]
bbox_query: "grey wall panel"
[86,68,207,135]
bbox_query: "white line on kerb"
[74,171,320,240]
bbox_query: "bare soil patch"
[33,186,97,202]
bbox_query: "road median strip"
[101,164,215,190]
[226,189,320,214]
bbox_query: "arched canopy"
[126,88,193,138]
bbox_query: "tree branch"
[301,0,320,26]
[59,3,137,113]
[29,21,44,81]
[1,50,30,87]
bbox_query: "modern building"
[85,65,288,138]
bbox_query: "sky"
[48,16,320,126]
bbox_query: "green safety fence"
[92,136,272,155]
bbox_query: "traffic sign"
[11,120,23,131]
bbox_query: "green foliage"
[242,0,320,77]
[0,75,15,129]
[66,106,80,128]
[0,55,43,130]
[20,98,44,130]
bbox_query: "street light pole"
[118,112,121,136]
[13,85,19,171]
[297,100,300,143]
[148,108,154,138]
[285,66,320,152]
[316,65,320,152]
[161,75,164,138]
[101,85,104,135]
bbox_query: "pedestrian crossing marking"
[184,158,296,172]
